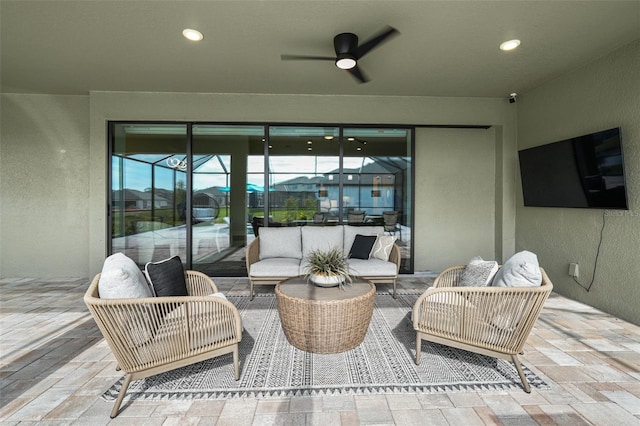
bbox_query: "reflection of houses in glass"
[112,189,170,210]
[269,160,402,215]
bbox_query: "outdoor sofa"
[246,225,401,299]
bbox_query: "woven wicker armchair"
[84,270,242,418]
[412,265,553,393]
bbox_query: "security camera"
[508,93,517,104]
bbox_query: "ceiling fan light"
[335,55,356,70]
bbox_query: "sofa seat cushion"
[343,225,384,255]
[250,258,302,277]
[259,227,302,260]
[301,226,344,259]
[347,258,397,277]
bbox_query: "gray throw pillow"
[370,235,396,261]
[491,250,542,287]
[144,256,188,297]
[459,256,499,287]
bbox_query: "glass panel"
[267,126,340,227]
[111,123,188,266]
[344,128,412,272]
[192,125,265,275]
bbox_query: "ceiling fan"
[281,26,400,83]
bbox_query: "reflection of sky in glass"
[117,154,376,191]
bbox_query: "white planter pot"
[310,273,344,287]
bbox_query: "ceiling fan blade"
[347,65,369,83]
[353,26,399,59]
[280,54,335,61]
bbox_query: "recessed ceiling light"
[182,29,203,41]
[500,39,520,51]
[324,135,334,140]
[307,140,312,144]
[307,147,312,151]
[347,137,355,141]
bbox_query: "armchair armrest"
[388,243,402,272]
[432,265,465,288]
[185,270,219,295]
[245,237,260,273]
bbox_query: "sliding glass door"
[109,123,413,274]
[191,125,265,275]
[111,124,188,266]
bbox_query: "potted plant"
[304,246,352,288]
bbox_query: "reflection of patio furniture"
[246,225,401,299]
[85,265,242,418]
[364,215,384,226]
[192,192,220,223]
[275,276,375,353]
[251,216,282,236]
[347,210,365,224]
[382,211,401,239]
[312,212,325,224]
[412,264,553,393]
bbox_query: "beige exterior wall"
[415,127,498,271]
[1,92,516,278]
[0,94,90,277]
[517,39,640,325]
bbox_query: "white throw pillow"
[98,252,153,299]
[459,256,499,287]
[370,235,396,261]
[491,250,542,287]
[259,227,302,260]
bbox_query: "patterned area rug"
[103,292,548,401]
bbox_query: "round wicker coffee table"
[275,276,375,354]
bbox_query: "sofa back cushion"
[343,225,384,255]
[301,226,344,259]
[259,227,302,260]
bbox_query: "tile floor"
[1,275,639,425]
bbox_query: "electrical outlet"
[569,263,579,278]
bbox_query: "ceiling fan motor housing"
[334,33,359,55]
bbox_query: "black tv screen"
[518,127,629,209]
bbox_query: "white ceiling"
[1,1,639,97]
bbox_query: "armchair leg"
[233,345,240,380]
[415,334,421,365]
[250,281,254,301]
[393,280,397,299]
[511,354,531,393]
[110,373,133,418]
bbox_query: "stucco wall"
[89,93,517,276]
[415,127,497,271]
[0,94,90,277]
[1,92,517,278]
[517,39,640,325]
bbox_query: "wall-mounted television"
[518,127,629,209]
